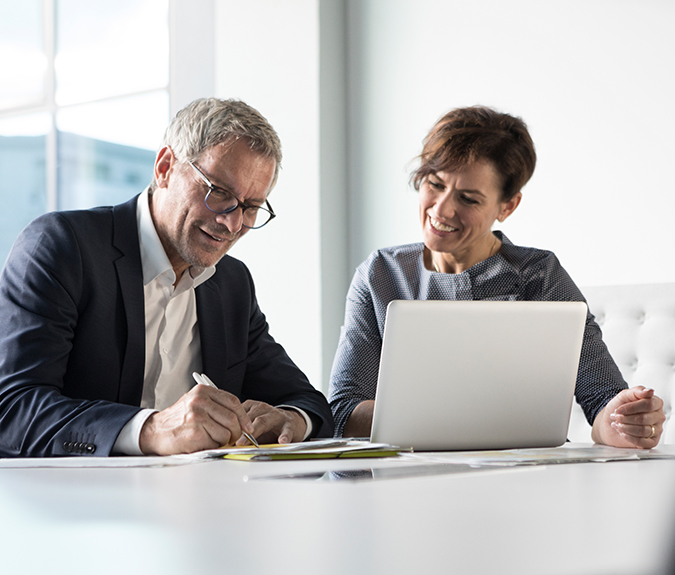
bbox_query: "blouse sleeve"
[524,252,627,424]
[328,264,383,437]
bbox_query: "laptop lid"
[370,300,587,451]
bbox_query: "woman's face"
[418,160,521,272]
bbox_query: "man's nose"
[215,207,244,233]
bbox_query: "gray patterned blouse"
[328,232,627,437]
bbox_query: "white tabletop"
[2,445,674,575]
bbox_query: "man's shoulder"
[214,253,248,273]
[27,196,137,236]
[196,255,256,313]
[207,254,253,289]
[10,196,140,270]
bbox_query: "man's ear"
[154,146,176,189]
[497,192,522,223]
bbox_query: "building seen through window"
[0,0,169,264]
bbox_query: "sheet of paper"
[0,440,403,468]
[0,456,197,468]
[178,439,405,461]
[400,444,675,467]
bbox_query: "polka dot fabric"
[328,232,627,437]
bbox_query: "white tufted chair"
[566,283,675,444]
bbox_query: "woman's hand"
[591,386,666,449]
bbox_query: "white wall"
[207,0,675,392]
[214,0,325,388]
[346,0,675,287]
[169,0,215,116]
[212,0,350,393]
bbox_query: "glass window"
[0,0,45,110]
[57,91,168,210]
[0,0,169,263]
[55,0,169,106]
[0,114,50,261]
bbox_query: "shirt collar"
[137,188,215,287]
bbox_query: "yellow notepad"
[214,440,404,461]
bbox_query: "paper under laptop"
[370,300,588,451]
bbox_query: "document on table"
[0,456,197,469]
[401,444,675,467]
[0,440,405,468]
[181,439,407,461]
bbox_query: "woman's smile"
[429,216,458,233]
[418,160,520,273]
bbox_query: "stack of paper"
[189,439,406,461]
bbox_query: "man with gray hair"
[0,98,333,457]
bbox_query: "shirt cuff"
[276,405,313,440]
[112,409,158,455]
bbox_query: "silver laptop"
[370,300,587,451]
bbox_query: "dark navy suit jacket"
[0,195,333,456]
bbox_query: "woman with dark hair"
[328,106,665,446]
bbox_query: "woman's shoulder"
[359,242,425,273]
[498,233,562,273]
[496,233,580,299]
[350,242,425,294]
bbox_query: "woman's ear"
[498,192,522,222]
[154,146,176,189]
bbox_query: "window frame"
[0,0,215,213]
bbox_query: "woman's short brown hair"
[411,106,536,201]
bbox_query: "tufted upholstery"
[566,283,675,444]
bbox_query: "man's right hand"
[139,384,255,455]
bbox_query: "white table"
[2,446,675,575]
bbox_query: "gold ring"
[648,425,656,439]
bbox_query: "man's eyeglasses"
[188,161,276,230]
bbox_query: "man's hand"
[236,400,307,445]
[139,384,255,455]
[592,386,665,449]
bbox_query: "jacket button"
[85,444,96,454]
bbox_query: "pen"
[191,372,260,448]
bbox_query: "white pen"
[191,372,260,448]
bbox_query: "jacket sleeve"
[244,292,334,438]
[523,252,627,424]
[0,213,140,457]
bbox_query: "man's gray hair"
[156,97,282,189]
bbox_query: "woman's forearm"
[343,400,375,437]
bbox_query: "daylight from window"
[0,0,169,263]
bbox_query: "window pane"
[0,0,45,110]
[0,114,50,264]
[56,92,168,210]
[55,0,169,106]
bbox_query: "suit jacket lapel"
[196,280,229,385]
[111,196,146,406]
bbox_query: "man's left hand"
[236,401,307,446]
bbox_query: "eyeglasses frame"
[188,161,276,230]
